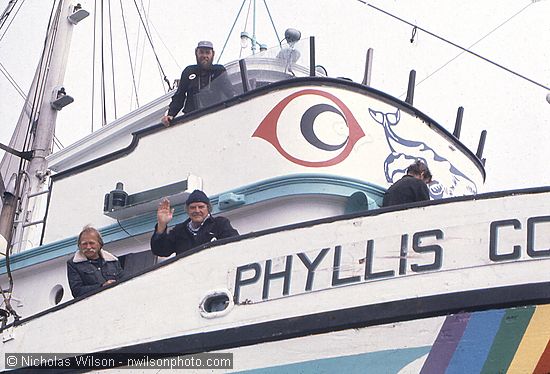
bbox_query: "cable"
[240,0,253,59]
[91,0,97,133]
[116,219,146,246]
[263,0,281,47]
[132,0,171,90]
[135,0,153,93]
[148,19,181,71]
[357,1,550,91]
[107,0,117,119]
[409,2,535,96]
[217,0,248,63]
[100,0,107,126]
[0,0,24,43]
[119,0,140,109]
[0,61,26,99]
[52,134,64,151]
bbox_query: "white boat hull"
[1,187,549,371]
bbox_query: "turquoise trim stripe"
[446,309,505,374]
[0,174,384,274]
[235,346,430,374]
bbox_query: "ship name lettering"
[233,229,443,303]
[489,215,550,262]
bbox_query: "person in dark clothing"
[151,190,239,257]
[67,226,124,298]
[161,41,236,126]
[382,160,432,207]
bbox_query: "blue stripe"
[445,309,505,374]
[235,347,430,374]
[0,174,384,274]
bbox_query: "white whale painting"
[368,108,478,198]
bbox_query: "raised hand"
[156,198,175,233]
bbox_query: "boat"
[0,0,549,372]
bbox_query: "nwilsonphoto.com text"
[5,352,233,369]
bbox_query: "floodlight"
[67,4,89,25]
[50,87,74,111]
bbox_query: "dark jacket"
[382,175,430,207]
[167,64,235,116]
[67,250,124,298]
[151,215,239,257]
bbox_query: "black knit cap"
[186,190,210,205]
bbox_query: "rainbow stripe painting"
[421,305,550,374]
[238,304,550,374]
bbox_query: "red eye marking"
[253,89,365,167]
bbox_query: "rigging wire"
[355,1,550,92]
[119,0,140,109]
[408,2,536,96]
[0,0,18,30]
[144,0,169,94]
[0,0,60,324]
[0,61,26,99]
[135,0,150,94]
[218,0,283,62]
[91,0,97,133]
[23,0,60,155]
[52,134,64,151]
[107,0,117,119]
[240,0,253,59]
[217,0,248,63]
[0,0,24,43]
[132,0,171,91]
[100,0,107,126]
[263,0,282,48]
[130,2,143,100]
[147,18,181,71]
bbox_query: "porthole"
[199,289,234,318]
[49,285,64,305]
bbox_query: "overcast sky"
[0,0,549,192]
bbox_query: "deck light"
[50,87,74,111]
[240,32,251,49]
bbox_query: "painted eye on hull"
[253,89,365,167]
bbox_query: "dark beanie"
[186,190,210,205]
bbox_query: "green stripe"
[480,306,535,374]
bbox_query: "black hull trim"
[12,281,550,373]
